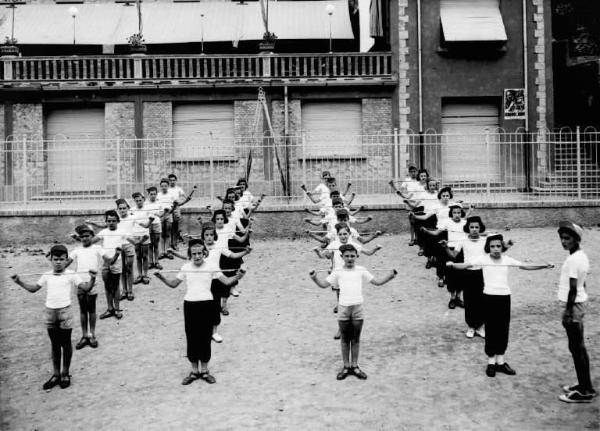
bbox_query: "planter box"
[1,45,19,56]
[258,41,275,52]
[129,44,147,54]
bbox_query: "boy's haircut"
[330,190,341,197]
[326,177,336,184]
[201,222,218,241]
[132,192,143,199]
[335,222,350,233]
[49,244,68,258]
[336,208,349,219]
[321,170,331,178]
[105,209,120,222]
[115,198,130,208]
[332,198,344,207]
[75,224,94,237]
[408,165,417,171]
[225,187,237,195]
[437,186,453,200]
[484,234,508,253]
[236,178,247,185]
[187,239,208,259]
[222,199,235,207]
[159,177,170,185]
[146,186,157,193]
[211,209,229,225]
[339,244,358,255]
[168,173,177,180]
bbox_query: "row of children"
[390,166,594,402]
[11,175,263,389]
[301,170,397,381]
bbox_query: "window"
[301,102,363,158]
[172,103,235,160]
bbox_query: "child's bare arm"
[361,244,382,256]
[308,270,331,289]
[446,261,472,270]
[218,268,246,287]
[166,248,187,260]
[85,220,106,229]
[300,185,320,204]
[357,231,382,244]
[349,205,364,216]
[307,231,328,244]
[345,192,356,206]
[77,270,98,292]
[353,216,373,225]
[370,269,397,286]
[153,272,183,288]
[305,208,322,216]
[439,241,460,259]
[303,217,323,226]
[420,227,442,236]
[11,275,42,293]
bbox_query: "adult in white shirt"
[11,244,96,390]
[157,178,177,258]
[301,170,332,208]
[450,234,552,378]
[310,243,396,381]
[556,221,595,403]
[154,240,245,386]
[168,173,191,250]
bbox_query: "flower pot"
[1,45,19,56]
[129,44,147,54]
[258,41,275,52]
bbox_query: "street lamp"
[69,6,78,45]
[200,13,205,55]
[326,4,335,53]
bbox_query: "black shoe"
[448,299,456,309]
[455,298,464,308]
[486,364,496,377]
[336,367,351,381]
[42,375,61,390]
[59,374,71,389]
[155,263,163,270]
[425,260,433,269]
[495,363,516,375]
[75,337,89,350]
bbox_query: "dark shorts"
[45,305,74,330]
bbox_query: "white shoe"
[465,328,475,338]
[231,288,240,297]
[475,327,486,338]
[212,333,223,343]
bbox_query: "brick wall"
[142,102,172,187]
[11,104,44,201]
[0,104,4,200]
[105,103,135,197]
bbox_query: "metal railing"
[1,52,394,84]
[1,129,599,205]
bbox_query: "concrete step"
[531,186,600,196]
[31,191,117,201]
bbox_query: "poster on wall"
[503,88,526,120]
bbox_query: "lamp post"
[69,6,78,45]
[326,4,335,53]
[200,13,205,55]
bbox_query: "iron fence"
[1,129,599,206]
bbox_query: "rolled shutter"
[302,102,362,157]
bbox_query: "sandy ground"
[0,228,598,431]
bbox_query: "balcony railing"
[1,52,394,86]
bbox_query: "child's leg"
[88,294,97,338]
[102,270,114,312]
[350,320,364,367]
[112,273,122,313]
[171,213,180,249]
[135,244,143,280]
[152,232,161,265]
[47,328,62,377]
[77,293,89,337]
[338,320,352,368]
[141,244,149,278]
[60,328,73,376]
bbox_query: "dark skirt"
[183,300,217,363]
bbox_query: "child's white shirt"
[313,183,330,207]
[558,249,589,303]
[70,245,104,283]
[144,201,165,228]
[97,228,126,258]
[325,266,374,306]
[37,270,83,309]
[168,186,186,204]
[437,218,467,247]
[455,238,485,270]
[129,208,150,237]
[469,255,522,295]
[176,262,223,302]
[157,191,175,208]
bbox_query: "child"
[309,244,396,380]
[130,192,154,285]
[556,221,595,403]
[157,178,178,259]
[92,210,127,319]
[448,234,552,377]
[389,165,424,246]
[409,178,441,259]
[168,174,196,249]
[301,171,332,208]
[11,245,97,390]
[144,186,169,270]
[154,240,245,385]
[69,224,116,349]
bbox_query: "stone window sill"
[299,155,367,161]
[170,156,238,163]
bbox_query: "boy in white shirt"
[11,245,97,390]
[69,224,117,350]
[145,186,169,270]
[556,221,595,403]
[168,174,186,249]
[157,178,177,259]
[310,244,396,381]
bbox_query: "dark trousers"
[414,215,437,250]
[562,304,593,391]
[183,300,216,363]
[462,270,484,329]
[483,294,511,357]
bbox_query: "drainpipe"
[522,0,528,132]
[417,0,424,167]
[284,85,291,197]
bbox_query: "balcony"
[0,52,395,90]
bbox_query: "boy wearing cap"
[11,245,97,390]
[557,221,596,403]
[69,225,120,349]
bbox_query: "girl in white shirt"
[154,240,245,386]
[449,234,552,378]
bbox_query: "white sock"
[496,355,505,365]
[488,357,496,365]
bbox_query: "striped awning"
[0,0,353,45]
[440,0,507,42]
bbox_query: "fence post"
[116,137,121,198]
[301,131,307,203]
[485,129,491,199]
[576,126,582,200]
[209,134,215,200]
[3,57,13,80]
[393,128,399,182]
[22,136,27,203]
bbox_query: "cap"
[558,221,583,242]
[448,202,463,209]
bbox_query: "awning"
[0,0,353,45]
[440,0,507,42]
